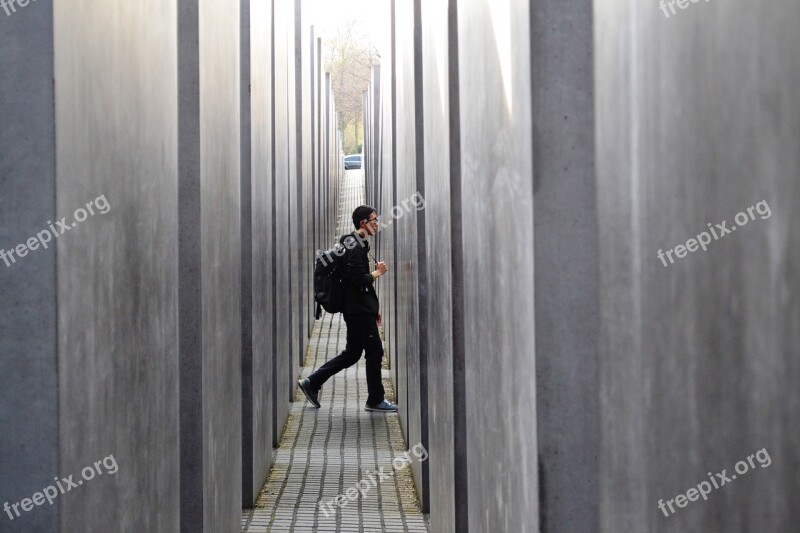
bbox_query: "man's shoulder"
[340,232,366,250]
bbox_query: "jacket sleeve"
[344,243,374,288]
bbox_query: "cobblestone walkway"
[241,170,429,533]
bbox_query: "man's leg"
[361,314,386,406]
[307,313,364,391]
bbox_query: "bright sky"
[304,0,391,52]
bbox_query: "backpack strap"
[343,235,359,249]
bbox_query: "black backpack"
[313,243,347,319]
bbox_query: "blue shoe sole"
[365,405,398,413]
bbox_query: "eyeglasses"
[365,217,379,224]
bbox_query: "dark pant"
[307,312,385,406]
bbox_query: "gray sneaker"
[298,378,320,408]
[365,400,398,413]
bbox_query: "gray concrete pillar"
[419,0,458,529]
[178,0,242,530]
[389,0,430,511]
[455,0,539,531]
[273,0,293,445]
[0,3,59,530]
[285,0,301,379]
[53,1,182,531]
[240,0,254,507]
[242,0,275,510]
[531,1,599,532]
[595,0,800,531]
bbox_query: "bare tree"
[325,20,379,154]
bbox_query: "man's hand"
[377,313,383,327]
[372,261,388,279]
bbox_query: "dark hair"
[352,205,376,229]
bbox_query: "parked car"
[344,154,362,170]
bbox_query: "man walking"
[298,205,398,412]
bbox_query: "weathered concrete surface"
[243,0,276,509]
[391,0,430,512]
[595,0,800,531]
[531,1,599,532]
[420,0,456,528]
[456,0,539,531]
[411,0,431,512]
[393,0,422,484]
[299,0,314,343]
[53,1,181,531]
[273,0,293,446]
[3,0,334,530]
[198,0,243,526]
[377,0,398,411]
[176,0,243,529]
[285,0,301,386]
[240,0,254,508]
[0,2,59,531]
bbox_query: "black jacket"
[338,231,380,315]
